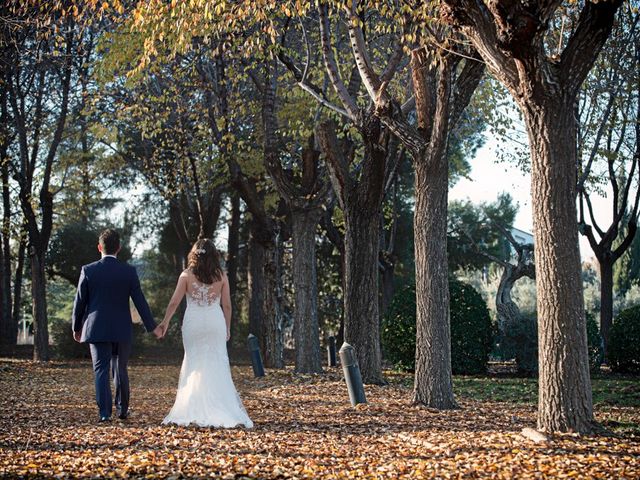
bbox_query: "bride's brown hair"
[187,238,223,284]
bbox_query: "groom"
[72,229,163,422]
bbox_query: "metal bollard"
[247,334,265,377]
[339,342,366,406]
[327,336,337,367]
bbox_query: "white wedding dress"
[163,279,253,428]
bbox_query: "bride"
[159,238,253,428]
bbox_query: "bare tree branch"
[318,2,359,122]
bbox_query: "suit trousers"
[89,341,132,418]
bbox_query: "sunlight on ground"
[0,360,638,478]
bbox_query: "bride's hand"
[160,321,169,338]
[226,329,230,342]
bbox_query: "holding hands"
[160,321,170,338]
[153,324,165,339]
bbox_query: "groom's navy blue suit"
[72,256,157,419]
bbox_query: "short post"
[327,336,337,367]
[247,334,265,377]
[339,342,366,406]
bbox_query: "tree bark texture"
[343,204,383,384]
[412,150,456,409]
[12,235,25,337]
[248,232,265,344]
[409,50,457,409]
[261,234,285,369]
[226,193,241,344]
[496,265,526,332]
[30,252,49,361]
[316,119,386,384]
[292,209,323,373]
[524,101,593,433]
[495,243,535,333]
[0,189,13,345]
[0,93,14,345]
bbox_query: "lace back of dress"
[188,281,221,307]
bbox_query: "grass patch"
[454,376,537,403]
[388,370,640,408]
[591,375,640,407]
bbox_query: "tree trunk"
[599,259,614,362]
[248,232,265,343]
[316,119,386,384]
[380,255,395,317]
[291,208,323,373]
[412,153,456,408]
[30,250,49,361]
[12,234,26,339]
[226,193,241,344]
[343,203,384,384]
[0,237,4,343]
[261,234,284,369]
[0,144,13,346]
[496,264,527,332]
[524,100,594,434]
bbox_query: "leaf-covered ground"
[0,358,638,479]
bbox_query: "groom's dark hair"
[99,229,120,255]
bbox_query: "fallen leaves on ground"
[0,358,638,479]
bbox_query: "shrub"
[382,278,493,374]
[608,305,640,373]
[586,312,603,371]
[381,285,416,372]
[449,280,494,374]
[500,311,604,376]
[499,314,538,376]
[51,317,89,359]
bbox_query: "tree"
[441,0,624,432]
[615,231,640,295]
[330,0,484,406]
[0,13,16,344]
[311,4,408,383]
[277,3,403,383]
[96,49,227,260]
[263,77,332,373]
[4,2,78,360]
[577,5,640,361]
[448,193,518,272]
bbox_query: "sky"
[449,138,612,261]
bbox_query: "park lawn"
[0,358,638,479]
[386,369,640,435]
[452,375,640,407]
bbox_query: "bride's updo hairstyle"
[187,238,223,284]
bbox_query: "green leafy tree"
[448,193,518,272]
[576,5,640,361]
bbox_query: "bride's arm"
[160,273,188,334]
[220,272,232,340]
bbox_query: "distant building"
[511,227,534,246]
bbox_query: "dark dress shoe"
[117,412,128,420]
[99,416,111,423]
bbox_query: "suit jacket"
[72,256,157,343]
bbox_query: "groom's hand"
[73,331,82,343]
